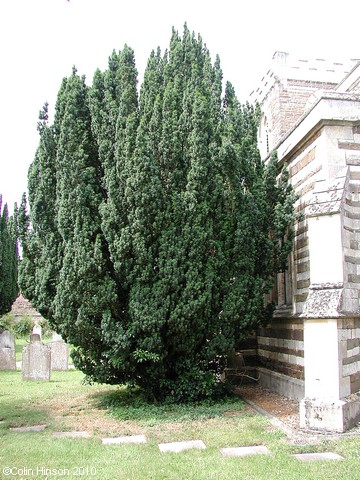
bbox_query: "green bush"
[13,315,33,337]
[0,312,15,332]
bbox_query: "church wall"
[245,52,360,430]
[255,107,360,417]
[340,318,360,395]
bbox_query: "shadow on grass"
[0,370,83,429]
[0,396,51,429]
[92,387,247,423]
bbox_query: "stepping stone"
[102,434,147,445]
[158,440,206,453]
[9,425,47,432]
[220,445,270,457]
[53,431,91,438]
[293,452,344,462]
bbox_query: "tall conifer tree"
[19,27,296,401]
[0,198,18,316]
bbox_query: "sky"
[0,0,359,214]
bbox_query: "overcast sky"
[0,0,359,213]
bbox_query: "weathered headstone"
[292,452,344,462]
[49,335,69,371]
[158,440,206,453]
[53,431,91,438]
[52,332,63,342]
[10,425,47,432]
[102,435,147,445]
[22,335,51,381]
[30,333,41,343]
[0,330,15,349]
[32,320,42,339]
[220,445,270,457]
[0,330,16,370]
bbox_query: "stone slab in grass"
[220,445,270,457]
[9,425,47,432]
[102,434,147,445]
[158,440,206,453]
[53,431,91,438]
[293,452,344,462]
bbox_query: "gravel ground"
[236,383,360,445]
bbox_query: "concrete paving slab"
[9,425,47,432]
[53,431,91,438]
[158,440,206,453]
[293,452,344,462]
[220,445,270,457]
[102,434,147,445]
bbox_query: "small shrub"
[0,313,16,333]
[13,315,33,337]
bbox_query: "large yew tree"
[19,26,296,401]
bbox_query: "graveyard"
[0,6,359,478]
[1,327,360,479]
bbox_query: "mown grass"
[1,369,360,480]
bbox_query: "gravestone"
[0,330,15,349]
[32,321,42,339]
[0,330,16,370]
[102,435,147,445]
[158,440,206,453]
[49,334,69,371]
[52,332,63,342]
[22,335,51,381]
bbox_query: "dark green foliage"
[0,197,18,316]
[19,26,296,402]
[98,387,244,422]
[18,103,62,322]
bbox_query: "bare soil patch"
[44,388,144,437]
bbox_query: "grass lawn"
[1,369,360,480]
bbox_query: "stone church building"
[248,52,360,432]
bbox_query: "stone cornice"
[268,92,360,167]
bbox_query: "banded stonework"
[242,52,360,432]
[340,318,360,395]
[257,320,304,379]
